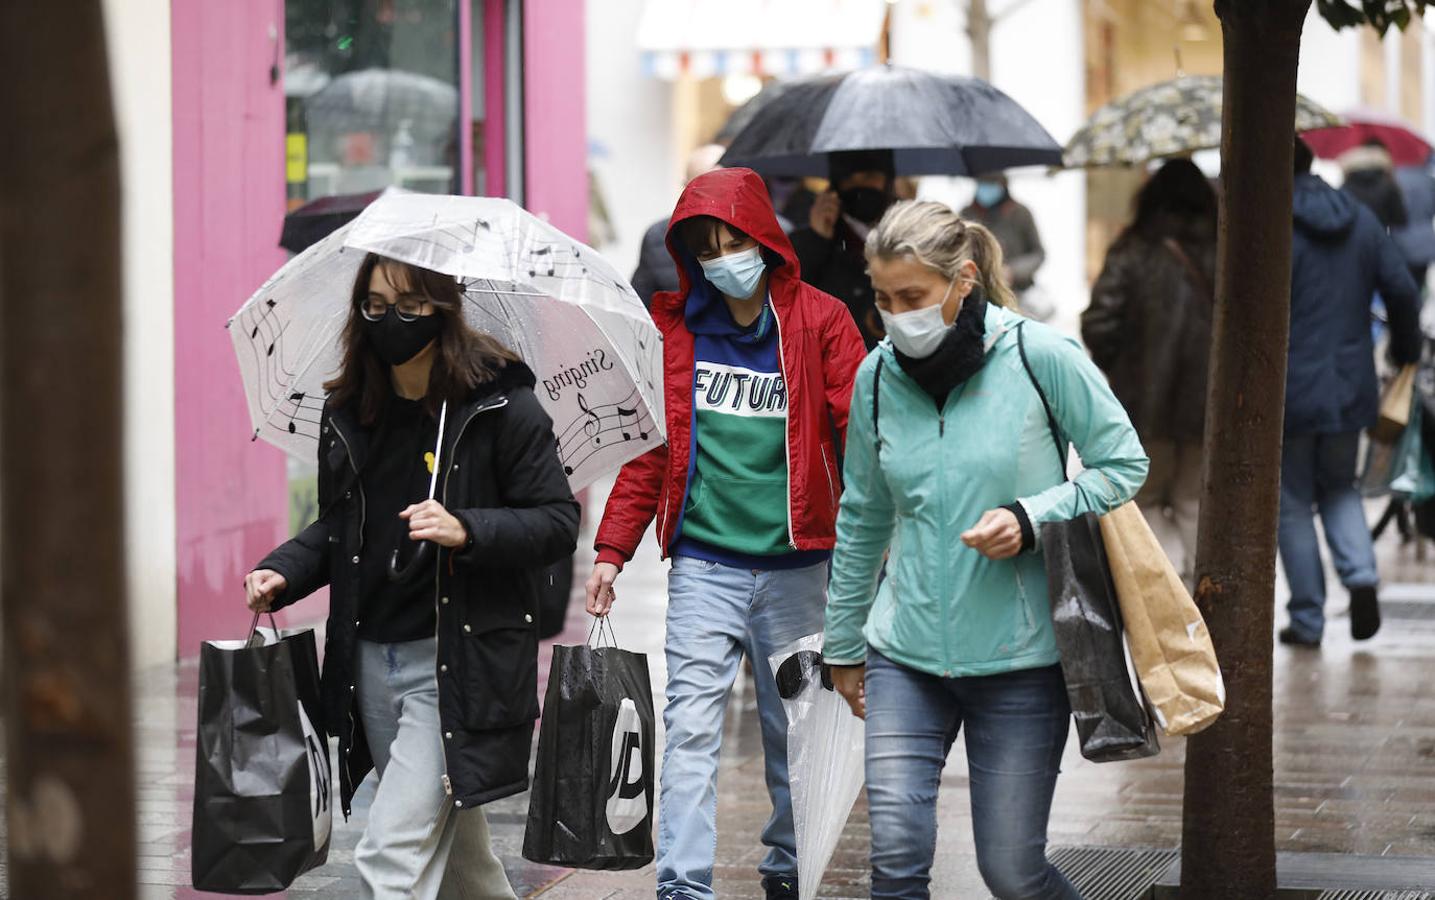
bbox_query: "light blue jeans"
[656,556,828,900]
[1278,431,1380,641]
[864,651,1081,900]
[353,638,517,900]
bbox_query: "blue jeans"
[864,651,1081,900]
[1278,431,1380,641]
[656,556,828,900]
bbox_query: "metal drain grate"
[1316,893,1435,900]
[1046,846,1177,899]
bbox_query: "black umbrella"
[279,190,383,254]
[719,66,1063,177]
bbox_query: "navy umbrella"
[719,66,1063,177]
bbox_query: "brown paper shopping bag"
[1372,364,1417,444]
[1098,503,1225,736]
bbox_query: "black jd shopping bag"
[192,612,333,893]
[523,619,655,870]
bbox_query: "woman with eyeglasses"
[243,253,580,899]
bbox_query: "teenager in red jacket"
[584,167,865,900]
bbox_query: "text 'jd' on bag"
[191,611,332,894]
[523,618,656,870]
[1017,323,1160,763]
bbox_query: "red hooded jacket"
[594,168,867,567]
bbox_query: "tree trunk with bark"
[1180,1,1311,897]
[0,3,136,898]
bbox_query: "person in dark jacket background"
[1280,138,1422,648]
[246,254,579,898]
[1394,154,1435,291]
[789,149,899,348]
[1339,139,1408,231]
[1082,159,1216,586]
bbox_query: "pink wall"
[171,0,292,652]
[484,0,508,196]
[523,0,589,241]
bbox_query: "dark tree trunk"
[1180,2,1311,897]
[0,3,136,898]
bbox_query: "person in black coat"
[1279,139,1421,649]
[789,149,899,348]
[245,253,580,898]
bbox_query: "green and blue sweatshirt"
[672,284,828,570]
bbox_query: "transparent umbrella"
[229,190,664,490]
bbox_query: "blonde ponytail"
[865,200,1018,309]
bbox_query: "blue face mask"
[975,181,1005,208]
[700,245,766,300]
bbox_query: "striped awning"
[636,0,887,80]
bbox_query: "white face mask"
[878,279,957,359]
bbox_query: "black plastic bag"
[191,614,332,893]
[1041,513,1161,763]
[523,622,655,869]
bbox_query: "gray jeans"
[354,638,518,900]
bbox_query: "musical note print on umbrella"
[229,190,663,490]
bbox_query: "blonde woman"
[823,201,1148,899]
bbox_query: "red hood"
[658,167,799,314]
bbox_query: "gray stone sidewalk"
[5,489,1435,898]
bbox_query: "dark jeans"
[864,651,1082,900]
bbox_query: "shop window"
[284,0,461,208]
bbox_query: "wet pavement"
[4,483,1435,898]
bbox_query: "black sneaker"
[1350,585,1381,641]
[1279,626,1321,648]
[763,876,799,900]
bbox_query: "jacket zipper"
[433,396,510,804]
[768,300,799,549]
[819,443,838,508]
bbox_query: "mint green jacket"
[823,305,1149,677]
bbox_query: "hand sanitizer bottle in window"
[390,118,415,174]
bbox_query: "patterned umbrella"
[230,191,664,491]
[1064,75,1341,168]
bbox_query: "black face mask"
[839,186,891,225]
[363,308,442,366]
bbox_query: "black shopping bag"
[192,613,333,893]
[1041,513,1160,763]
[523,620,655,870]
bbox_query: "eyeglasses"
[774,650,833,700]
[360,294,430,323]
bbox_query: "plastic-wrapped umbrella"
[719,65,1063,177]
[768,634,864,900]
[229,190,664,491]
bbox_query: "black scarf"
[893,292,989,407]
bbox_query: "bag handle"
[587,614,619,650]
[871,355,885,449]
[246,609,281,647]
[1016,322,1068,479]
[1162,237,1213,301]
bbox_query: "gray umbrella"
[304,67,458,144]
[718,65,1063,177]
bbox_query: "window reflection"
[284,0,460,206]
